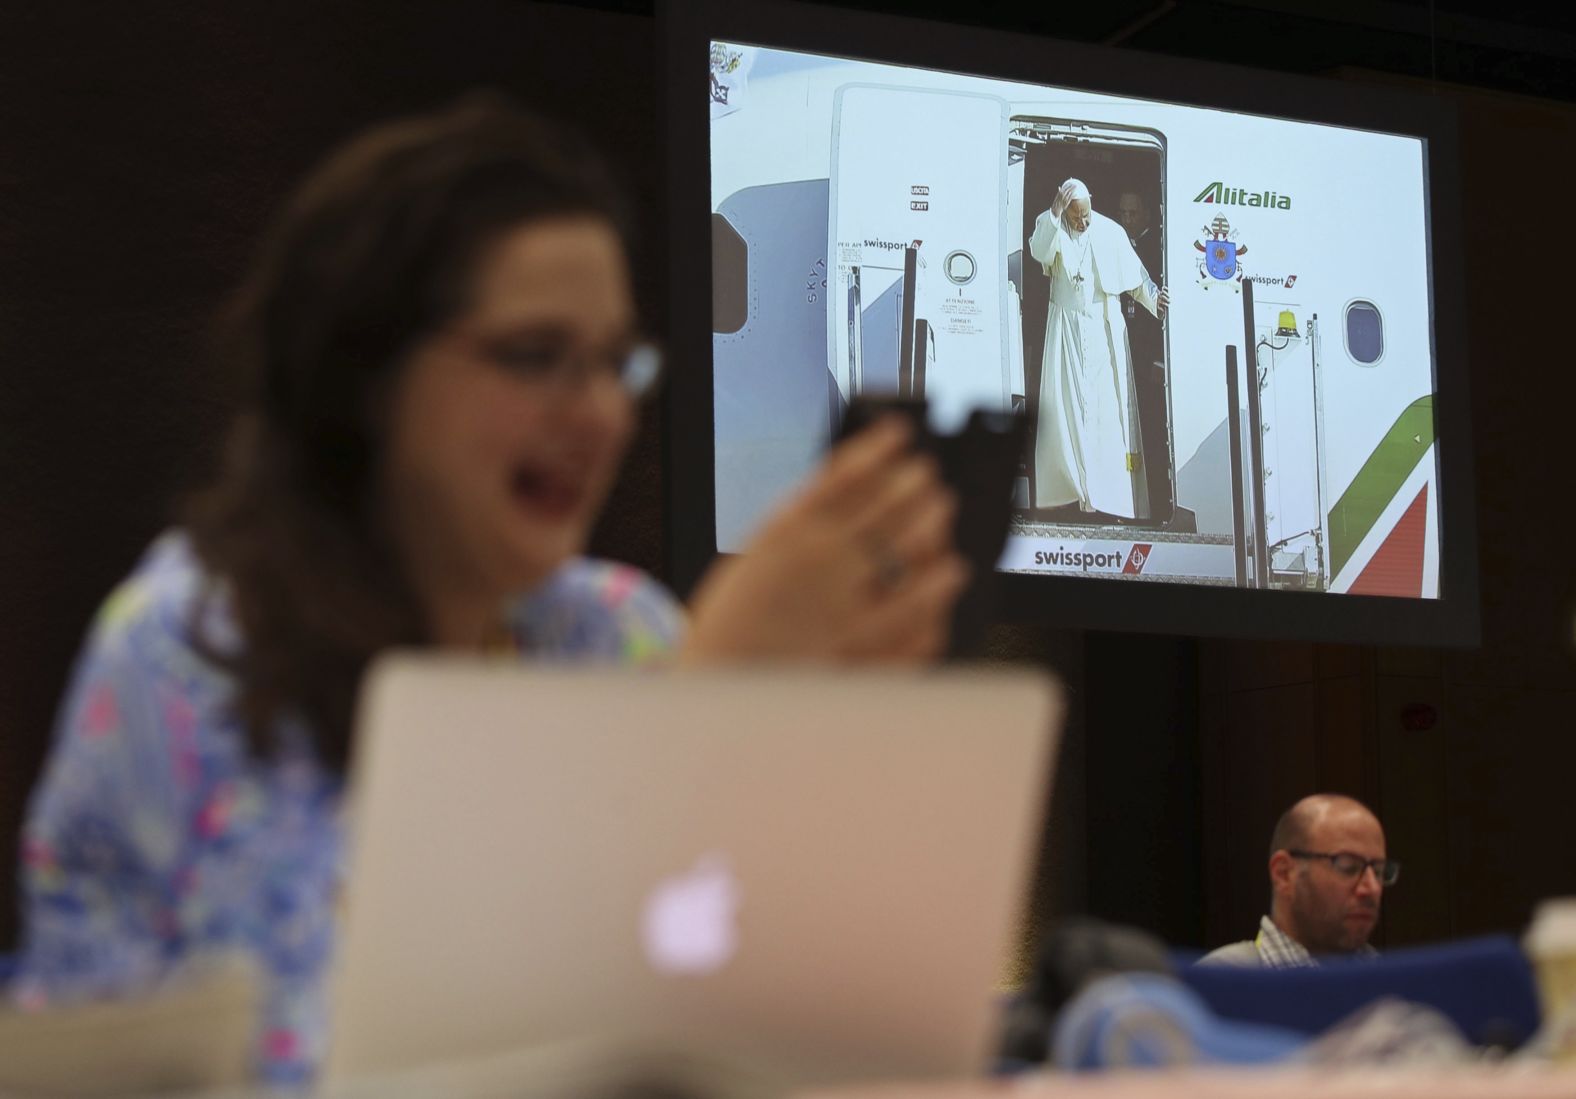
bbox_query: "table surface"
[803,1065,1576,1099]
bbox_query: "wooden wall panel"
[1373,673,1451,947]
[1215,680,1320,942]
[1445,684,1576,937]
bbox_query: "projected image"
[709,43,1441,598]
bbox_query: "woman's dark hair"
[186,94,632,772]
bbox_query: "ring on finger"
[868,544,908,593]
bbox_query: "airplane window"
[1345,300,1384,365]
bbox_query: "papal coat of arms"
[1195,215,1247,290]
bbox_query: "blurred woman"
[12,97,965,1086]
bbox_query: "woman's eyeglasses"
[445,332,663,399]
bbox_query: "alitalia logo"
[1194,182,1291,210]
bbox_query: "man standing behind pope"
[1029,178,1168,519]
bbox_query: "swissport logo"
[1031,543,1154,574]
[1123,544,1153,576]
[862,238,923,253]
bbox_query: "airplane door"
[1008,112,1172,524]
[829,85,1011,431]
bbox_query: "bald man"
[1200,794,1399,968]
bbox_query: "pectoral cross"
[1071,271,1085,291]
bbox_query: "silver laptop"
[323,659,1062,1089]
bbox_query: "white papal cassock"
[1028,207,1160,518]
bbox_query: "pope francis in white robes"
[1029,179,1165,518]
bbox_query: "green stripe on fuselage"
[1327,396,1436,581]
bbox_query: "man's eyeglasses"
[446,332,664,399]
[1288,849,1401,886]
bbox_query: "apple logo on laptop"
[641,853,739,975]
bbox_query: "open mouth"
[510,463,586,520]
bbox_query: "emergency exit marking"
[911,185,929,195]
[911,201,929,211]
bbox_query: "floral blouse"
[11,532,685,1088]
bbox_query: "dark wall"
[3,3,1573,961]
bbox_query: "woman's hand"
[679,416,969,666]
